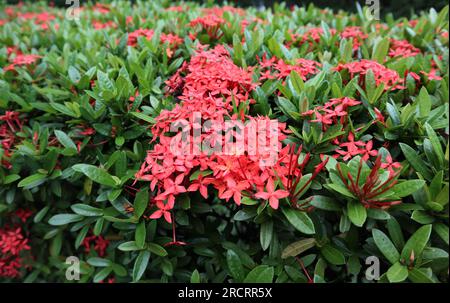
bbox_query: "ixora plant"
[0,0,448,284]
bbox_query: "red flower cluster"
[421,59,443,81]
[0,227,31,278]
[166,6,185,12]
[258,54,321,82]
[0,111,24,168]
[340,26,368,50]
[335,132,378,161]
[138,45,327,222]
[297,27,337,45]
[389,39,421,58]
[189,14,226,40]
[82,234,109,257]
[126,29,182,55]
[3,52,41,72]
[302,97,361,130]
[13,209,34,223]
[127,29,155,47]
[295,26,366,50]
[17,12,57,30]
[92,3,110,14]
[202,6,246,16]
[335,59,404,90]
[92,20,117,30]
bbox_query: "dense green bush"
[0,1,448,283]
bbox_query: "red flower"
[340,26,368,50]
[336,132,377,161]
[381,154,402,176]
[82,234,109,257]
[219,179,250,205]
[303,97,361,131]
[92,20,117,30]
[0,227,30,256]
[92,3,110,14]
[189,14,227,40]
[127,29,154,47]
[299,27,337,44]
[421,69,443,81]
[187,175,211,199]
[14,209,33,223]
[0,226,31,278]
[4,54,41,72]
[255,178,289,209]
[388,39,421,58]
[149,201,173,223]
[166,6,184,12]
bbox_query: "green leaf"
[190,270,201,283]
[147,243,168,257]
[372,37,390,63]
[48,214,84,226]
[70,204,103,217]
[54,130,77,151]
[321,244,346,265]
[226,250,245,282]
[18,173,47,189]
[133,189,148,219]
[260,220,273,251]
[401,225,432,261]
[118,241,142,251]
[372,229,400,264]
[130,112,155,124]
[347,201,367,227]
[233,208,256,221]
[399,143,433,180]
[387,217,405,250]
[310,195,342,211]
[282,207,315,234]
[4,174,21,184]
[33,206,50,223]
[416,87,431,118]
[132,250,150,282]
[424,123,444,167]
[290,70,304,94]
[135,221,146,248]
[408,268,435,283]
[244,265,274,283]
[387,262,408,283]
[72,164,119,187]
[278,97,298,120]
[392,180,426,197]
[325,183,355,199]
[281,238,316,259]
[87,257,112,267]
[94,267,113,283]
[433,223,449,245]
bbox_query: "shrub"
[0,1,448,283]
